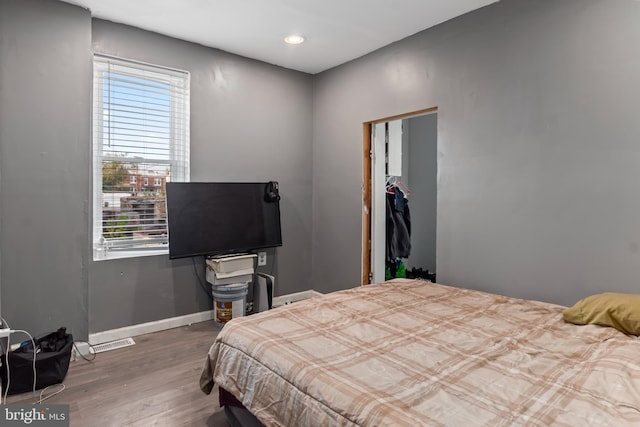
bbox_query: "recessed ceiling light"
[284,35,305,45]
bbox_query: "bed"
[200,279,640,426]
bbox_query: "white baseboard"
[73,310,215,360]
[88,310,215,346]
[272,290,322,308]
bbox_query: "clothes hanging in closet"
[386,186,411,261]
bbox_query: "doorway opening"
[362,107,438,285]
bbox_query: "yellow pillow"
[563,293,640,335]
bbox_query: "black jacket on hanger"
[386,187,411,261]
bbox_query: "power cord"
[31,341,95,403]
[1,319,37,405]
[0,318,8,405]
[192,256,212,297]
[1,344,7,404]
[1,319,83,405]
[1,323,97,407]
[256,250,276,277]
[5,330,37,404]
[73,340,97,362]
[33,383,66,404]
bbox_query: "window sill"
[93,247,168,261]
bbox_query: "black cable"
[73,341,97,362]
[268,252,276,277]
[255,250,276,277]
[193,256,212,297]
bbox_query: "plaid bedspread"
[200,279,640,426]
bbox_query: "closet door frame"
[361,106,438,286]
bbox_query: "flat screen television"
[166,182,282,259]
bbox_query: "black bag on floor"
[1,327,73,395]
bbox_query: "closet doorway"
[362,107,438,285]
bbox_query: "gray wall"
[89,21,313,333]
[312,0,640,306]
[0,0,91,338]
[4,0,640,338]
[0,0,313,337]
[405,114,437,273]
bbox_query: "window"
[154,178,161,186]
[93,55,190,260]
[143,178,149,186]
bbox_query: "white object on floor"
[272,290,323,308]
[91,337,136,353]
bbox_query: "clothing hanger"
[396,178,411,196]
[386,176,411,196]
[385,176,398,194]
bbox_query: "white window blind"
[93,55,190,260]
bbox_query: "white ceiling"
[60,0,499,74]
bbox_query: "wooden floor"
[6,321,230,427]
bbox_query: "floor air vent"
[92,337,136,353]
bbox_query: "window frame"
[92,54,190,261]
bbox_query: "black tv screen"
[166,182,282,259]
